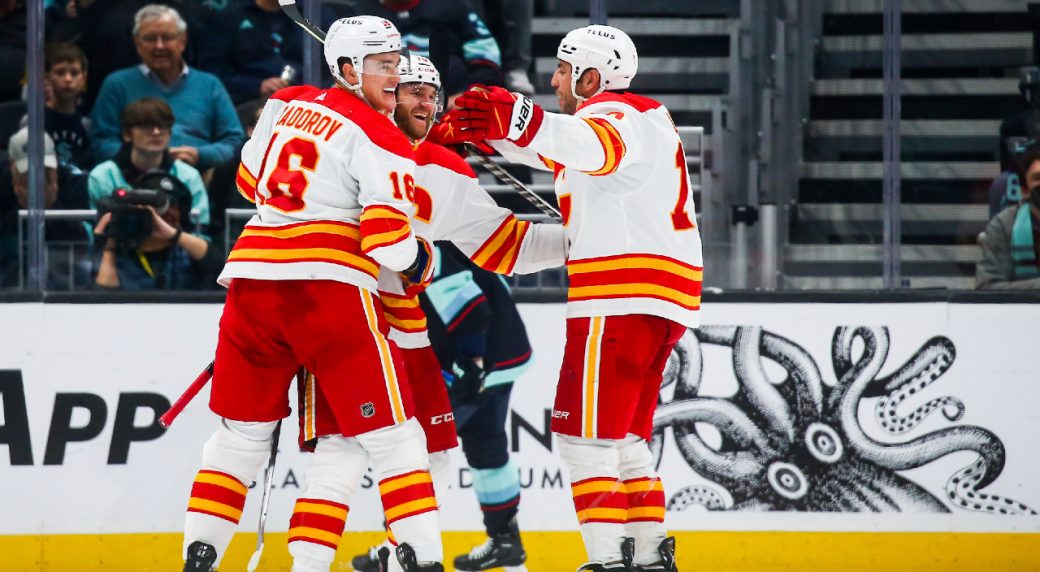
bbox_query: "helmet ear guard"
[556,25,638,102]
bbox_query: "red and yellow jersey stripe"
[470,215,531,275]
[186,470,248,524]
[624,477,666,523]
[567,253,703,311]
[360,205,412,254]
[235,163,258,203]
[380,291,428,334]
[581,117,626,177]
[571,476,628,524]
[379,470,438,525]
[288,498,349,550]
[227,220,379,279]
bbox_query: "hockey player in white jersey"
[440,25,701,572]
[181,17,446,572]
[293,54,567,572]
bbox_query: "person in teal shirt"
[88,97,210,229]
[88,4,244,170]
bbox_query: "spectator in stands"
[59,0,209,110]
[87,97,209,228]
[89,4,244,170]
[0,128,90,287]
[91,170,219,290]
[977,147,1040,289]
[41,42,91,171]
[195,0,304,105]
[998,67,1040,173]
[476,0,534,95]
[327,0,503,108]
[0,0,26,103]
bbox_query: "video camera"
[96,187,171,248]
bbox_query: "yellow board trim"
[1,531,1038,571]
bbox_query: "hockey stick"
[159,361,214,428]
[278,0,325,42]
[463,144,562,221]
[246,418,282,572]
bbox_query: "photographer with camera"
[87,97,209,230]
[92,175,219,290]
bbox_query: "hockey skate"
[635,537,678,572]
[350,543,392,572]
[575,537,634,572]
[453,518,527,571]
[183,541,217,572]
[395,543,444,571]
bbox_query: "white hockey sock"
[557,434,627,562]
[619,433,667,565]
[360,418,443,563]
[288,435,369,571]
[184,419,278,568]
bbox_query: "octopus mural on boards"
[651,326,1036,515]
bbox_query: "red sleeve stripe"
[581,117,626,176]
[380,292,428,334]
[288,498,348,549]
[235,163,257,203]
[567,254,703,311]
[360,205,413,253]
[470,215,531,274]
[186,470,248,524]
[227,221,378,279]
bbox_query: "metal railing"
[13,209,203,290]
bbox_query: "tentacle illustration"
[733,327,795,446]
[667,485,729,511]
[871,337,963,433]
[945,458,1038,515]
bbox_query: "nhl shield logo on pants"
[361,402,375,418]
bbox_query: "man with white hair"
[89,3,244,170]
[438,24,702,572]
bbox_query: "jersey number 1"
[671,142,696,231]
[259,137,319,212]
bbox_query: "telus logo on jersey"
[275,105,344,142]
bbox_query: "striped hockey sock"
[624,476,666,565]
[379,470,442,563]
[571,476,629,561]
[184,469,248,567]
[472,459,521,535]
[287,497,349,568]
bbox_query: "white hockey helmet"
[556,25,638,101]
[324,15,402,89]
[399,54,441,91]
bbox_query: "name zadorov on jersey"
[274,105,344,142]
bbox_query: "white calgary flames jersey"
[493,92,703,327]
[379,140,568,348]
[218,85,419,292]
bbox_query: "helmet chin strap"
[570,66,605,104]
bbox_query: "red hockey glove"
[427,110,483,147]
[454,85,544,147]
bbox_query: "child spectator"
[42,42,91,171]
